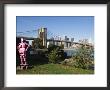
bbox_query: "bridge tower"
[38,27,47,47]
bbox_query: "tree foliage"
[32,38,45,49]
[48,49,59,63]
[73,45,94,69]
[47,44,65,63]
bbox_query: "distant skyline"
[16,16,94,44]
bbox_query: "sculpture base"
[17,64,29,70]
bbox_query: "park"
[16,37,94,74]
[16,17,94,74]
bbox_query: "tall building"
[65,36,67,41]
[71,38,74,42]
[64,36,68,48]
[65,36,69,41]
[38,27,47,47]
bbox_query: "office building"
[71,38,74,42]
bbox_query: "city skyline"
[16,16,94,44]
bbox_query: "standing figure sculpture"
[17,38,30,69]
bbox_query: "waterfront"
[63,48,78,56]
[63,48,94,60]
[16,16,94,74]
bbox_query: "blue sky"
[16,16,94,43]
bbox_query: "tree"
[47,44,65,63]
[48,48,59,63]
[48,44,58,54]
[32,38,44,49]
[60,44,64,49]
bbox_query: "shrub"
[61,45,94,70]
[73,45,94,69]
[47,45,65,63]
[48,49,59,63]
[48,44,59,52]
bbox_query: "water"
[64,48,94,58]
[64,49,77,56]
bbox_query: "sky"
[16,16,94,43]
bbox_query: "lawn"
[16,63,94,74]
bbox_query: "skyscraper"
[65,36,67,41]
[71,38,74,42]
[64,36,68,48]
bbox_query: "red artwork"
[17,38,29,66]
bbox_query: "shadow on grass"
[27,54,49,65]
[16,53,49,69]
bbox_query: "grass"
[16,54,94,74]
[16,63,94,74]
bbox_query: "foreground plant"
[73,45,94,69]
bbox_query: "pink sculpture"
[17,38,30,66]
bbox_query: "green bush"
[47,45,65,63]
[61,45,94,70]
[48,44,60,52]
[73,45,94,69]
[48,49,59,63]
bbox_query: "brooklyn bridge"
[17,27,93,49]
